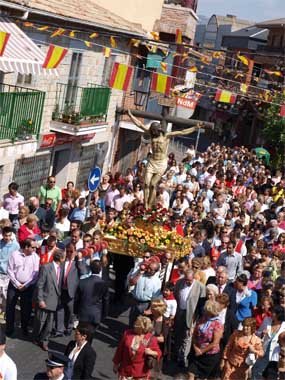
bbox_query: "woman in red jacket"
[113,316,161,380]
[18,214,40,243]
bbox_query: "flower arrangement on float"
[104,206,191,258]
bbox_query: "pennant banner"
[0,31,10,56]
[42,45,68,69]
[175,29,182,44]
[110,36,117,48]
[215,89,237,104]
[237,53,250,66]
[264,69,283,77]
[151,72,172,96]
[103,47,111,58]
[109,63,133,91]
[50,28,65,38]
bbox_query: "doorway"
[52,148,71,188]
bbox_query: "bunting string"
[15,20,285,109]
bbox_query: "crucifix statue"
[128,110,203,209]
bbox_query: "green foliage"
[262,92,285,167]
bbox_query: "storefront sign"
[40,133,56,148]
[40,132,95,148]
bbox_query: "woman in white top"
[252,305,285,380]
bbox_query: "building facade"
[0,0,146,197]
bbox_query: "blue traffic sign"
[88,166,102,192]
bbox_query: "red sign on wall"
[40,133,95,148]
[40,133,57,148]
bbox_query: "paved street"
[5,302,175,379]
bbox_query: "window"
[65,52,82,106]
[101,54,116,87]
[16,73,33,85]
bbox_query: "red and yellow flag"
[42,45,68,69]
[215,89,237,104]
[280,105,285,117]
[0,31,10,56]
[150,31,160,41]
[175,29,182,44]
[151,72,172,96]
[109,63,133,91]
[212,51,223,59]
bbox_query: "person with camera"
[128,259,161,327]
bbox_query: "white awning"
[0,18,58,76]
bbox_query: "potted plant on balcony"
[61,104,74,124]
[15,119,34,141]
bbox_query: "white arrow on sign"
[90,175,100,185]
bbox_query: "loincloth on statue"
[146,158,167,176]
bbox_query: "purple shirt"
[104,188,119,207]
[3,192,24,215]
[7,250,39,288]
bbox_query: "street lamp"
[134,88,149,108]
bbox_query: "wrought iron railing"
[0,83,45,141]
[52,83,111,125]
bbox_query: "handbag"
[245,336,256,366]
[142,335,158,370]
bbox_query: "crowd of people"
[0,143,284,380]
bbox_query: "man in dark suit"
[33,250,65,351]
[207,266,237,312]
[76,261,109,334]
[29,196,46,228]
[33,351,71,380]
[54,243,86,337]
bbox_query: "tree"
[262,92,285,168]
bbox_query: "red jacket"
[113,330,161,378]
[18,223,40,243]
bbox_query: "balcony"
[0,84,45,142]
[51,83,111,136]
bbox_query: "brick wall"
[154,4,197,41]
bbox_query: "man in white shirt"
[111,186,130,212]
[157,183,170,209]
[0,328,17,380]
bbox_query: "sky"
[197,0,285,22]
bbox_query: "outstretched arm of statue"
[167,122,203,137]
[128,110,150,133]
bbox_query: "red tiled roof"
[6,0,146,35]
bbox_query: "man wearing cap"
[0,328,17,380]
[33,351,70,380]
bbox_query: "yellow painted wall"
[94,0,164,31]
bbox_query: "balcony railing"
[0,84,45,141]
[52,83,111,125]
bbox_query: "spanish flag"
[237,53,250,66]
[280,105,285,117]
[42,45,68,69]
[175,29,182,44]
[89,32,99,39]
[151,72,172,96]
[215,89,237,104]
[150,31,160,41]
[0,31,10,56]
[109,63,133,91]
